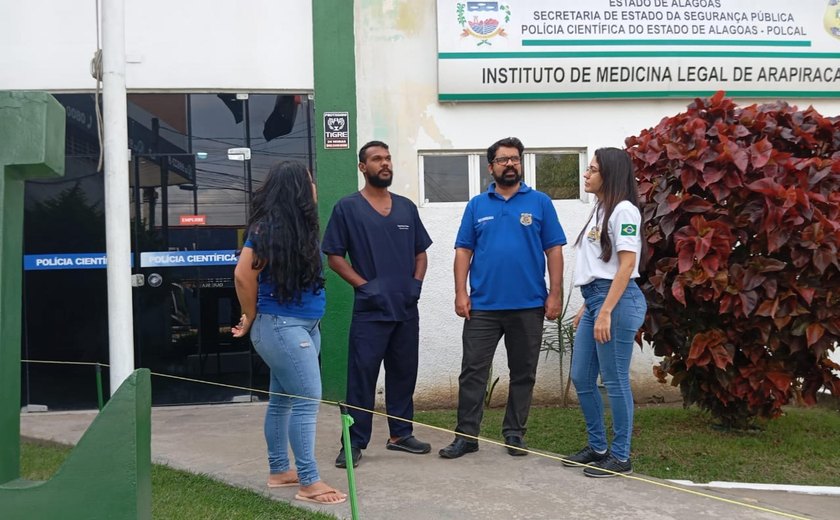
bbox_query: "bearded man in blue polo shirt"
[440,136,566,459]
[322,140,433,468]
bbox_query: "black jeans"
[455,307,544,439]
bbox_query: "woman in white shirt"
[562,148,647,478]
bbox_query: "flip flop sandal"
[267,481,299,488]
[295,490,347,505]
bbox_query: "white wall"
[0,0,313,92]
[354,1,840,407]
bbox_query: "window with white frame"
[420,150,584,205]
[420,154,470,203]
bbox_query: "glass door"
[20,92,315,410]
[128,93,315,405]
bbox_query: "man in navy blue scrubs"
[440,136,566,459]
[322,140,433,468]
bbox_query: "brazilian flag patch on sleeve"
[620,224,638,236]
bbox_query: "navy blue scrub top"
[322,191,432,322]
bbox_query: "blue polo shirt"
[322,191,432,321]
[455,182,566,310]
[243,238,326,319]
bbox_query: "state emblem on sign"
[520,213,532,226]
[826,0,840,39]
[457,2,511,46]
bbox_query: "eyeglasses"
[585,165,600,174]
[491,156,521,165]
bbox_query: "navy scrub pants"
[345,317,419,449]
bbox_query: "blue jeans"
[571,279,646,461]
[251,314,322,486]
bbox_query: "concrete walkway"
[20,403,834,520]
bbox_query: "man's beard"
[493,167,521,187]
[367,170,393,188]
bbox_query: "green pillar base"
[0,369,153,520]
[1,92,151,518]
[1,91,65,482]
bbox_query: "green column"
[0,92,65,484]
[313,0,358,401]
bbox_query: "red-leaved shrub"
[626,91,840,427]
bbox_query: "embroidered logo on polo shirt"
[620,224,638,236]
[397,224,410,230]
[520,213,532,226]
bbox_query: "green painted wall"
[0,369,153,520]
[313,1,358,402]
[0,92,65,484]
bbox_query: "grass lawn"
[415,401,840,486]
[21,438,336,520]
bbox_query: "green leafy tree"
[25,184,105,253]
[535,154,579,199]
[626,92,840,428]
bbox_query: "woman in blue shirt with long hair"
[233,160,345,504]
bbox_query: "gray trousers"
[455,307,545,439]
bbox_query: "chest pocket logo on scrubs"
[520,213,532,226]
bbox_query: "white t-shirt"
[573,200,642,287]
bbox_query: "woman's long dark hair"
[575,148,641,262]
[246,161,323,302]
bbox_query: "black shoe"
[561,445,609,467]
[583,454,633,478]
[386,435,431,454]
[335,446,362,468]
[438,438,479,459]
[505,436,528,456]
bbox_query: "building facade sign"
[437,0,840,100]
[23,251,238,270]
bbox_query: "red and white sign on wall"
[179,215,207,225]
